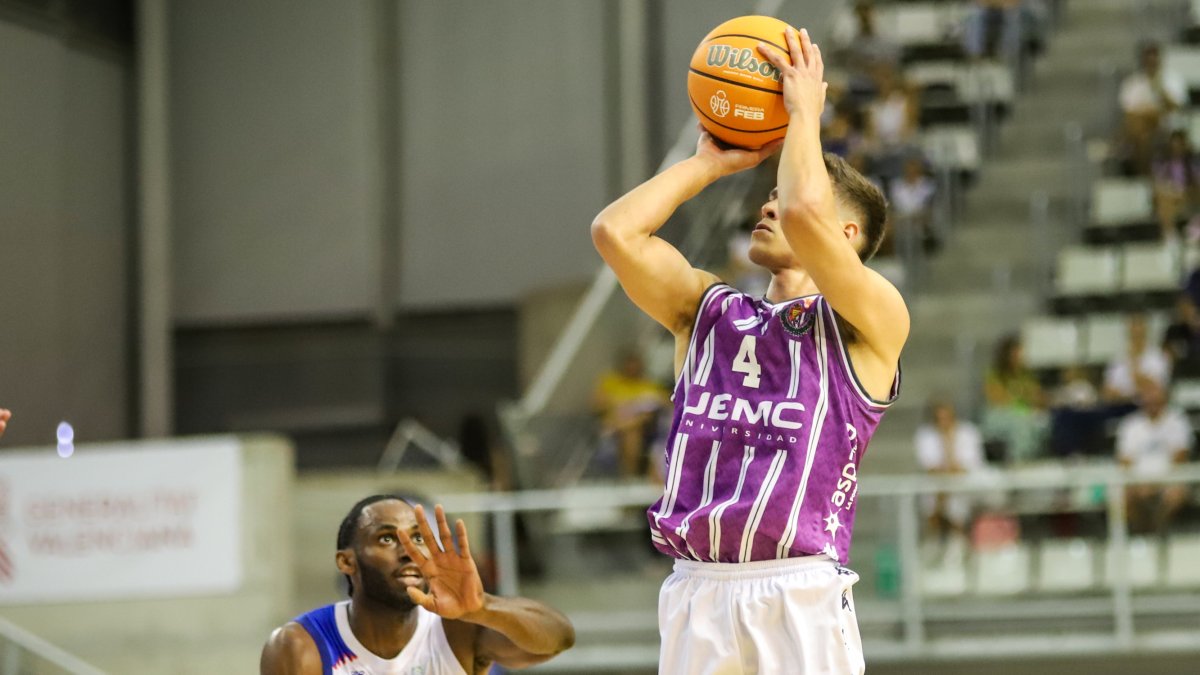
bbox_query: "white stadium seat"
[879,3,954,45]
[1082,314,1126,364]
[1163,45,1200,90]
[1090,179,1153,227]
[1056,246,1120,296]
[1165,534,1200,587]
[1120,243,1181,292]
[1104,537,1161,589]
[920,126,981,172]
[955,63,1015,105]
[974,543,1032,595]
[1022,317,1081,369]
[1170,378,1200,410]
[1036,539,1097,592]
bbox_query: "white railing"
[436,461,1200,669]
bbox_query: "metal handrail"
[0,616,106,675]
[377,418,462,472]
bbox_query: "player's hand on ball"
[757,27,827,120]
[397,504,486,620]
[695,127,782,176]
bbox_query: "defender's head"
[749,153,888,271]
[335,495,431,610]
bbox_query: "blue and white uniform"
[295,601,467,675]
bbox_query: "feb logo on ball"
[710,90,730,118]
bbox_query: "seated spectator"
[1117,379,1194,534]
[822,101,867,165]
[593,350,670,479]
[1163,293,1200,374]
[1119,42,1187,174]
[831,1,901,89]
[1152,129,1200,242]
[1047,365,1107,457]
[888,154,940,258]
[962,0,1024,62]
[1103,313,1171,406]
[982,334,1047,462]
[915,397,987,546]
[863,66,920,184]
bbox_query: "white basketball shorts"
[658,555,865,675]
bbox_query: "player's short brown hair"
[823,153,888,262]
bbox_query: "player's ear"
[842,220,861,243]
[336,549,356,577]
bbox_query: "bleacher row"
[1025,180,1187,369]
[832,0,1024,178]
[923,533,1200,597]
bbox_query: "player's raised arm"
[758,29,909,361]
[591,134,779,334]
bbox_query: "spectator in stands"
[593,350,670,479]
[1117,379,1194,534]
[915,397,987,547]
[1047,365,1107,457]
[863,66,920,183]
[1164,293,1200,374]
[1151,129,1200,242]
[963,0,1024,62]
[822,101,867,164]
[983,334,1047,462]
[889,154,940,257]
[1119,42,1187,175]
[831,1,901,89]
[0,408,9,440]
[1103,313,1171,406]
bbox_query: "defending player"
[260,496,574,674]
[591,27,907,674]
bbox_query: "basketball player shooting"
[591,27,907,674]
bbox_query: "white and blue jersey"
[295,601,466,675]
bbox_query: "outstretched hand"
[757,27,827,120]
[397,504,485,620]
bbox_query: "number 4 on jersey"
[732,335,761,388]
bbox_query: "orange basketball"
[687,15,796,149]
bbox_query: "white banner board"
[0,437,242,604]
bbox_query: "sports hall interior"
[3,0,1200,673]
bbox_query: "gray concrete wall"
[0,22,130,446]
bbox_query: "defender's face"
[352,500,431,610]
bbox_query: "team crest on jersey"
[781,299,815,337]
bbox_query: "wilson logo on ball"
[710,90,731,118]
[705,45,783,82]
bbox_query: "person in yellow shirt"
[594,351,670,479]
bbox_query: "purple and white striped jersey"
[648,283,900,564]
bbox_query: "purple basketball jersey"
[648,284,900,564]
